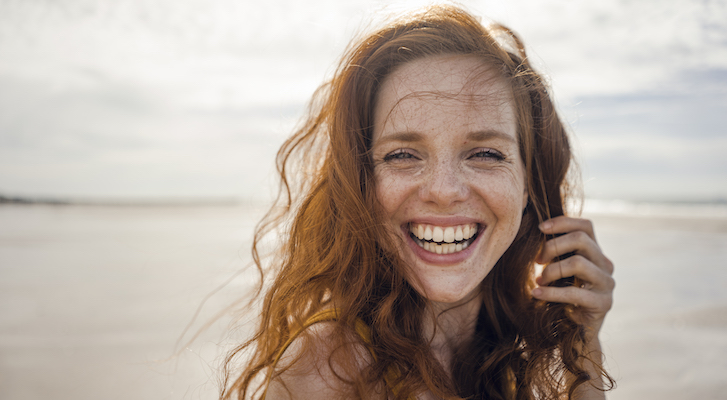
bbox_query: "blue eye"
[383,150,416,161]
[470,149,505,161]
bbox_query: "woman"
[222,5,615,400]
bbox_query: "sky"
[1,0,726,202]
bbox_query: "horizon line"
[2,194,726,207]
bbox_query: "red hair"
[222,5,612,399]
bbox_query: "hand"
[531,216,615,337]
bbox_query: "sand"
[1,203,725,399]
[587,212,727,399]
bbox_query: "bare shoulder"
[265,320,385,400]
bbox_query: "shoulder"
[265,320,385,400]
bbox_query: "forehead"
[373,55,515,137]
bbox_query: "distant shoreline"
[0,195,251,207]
[2,194,727,219]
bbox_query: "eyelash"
[382,148,506,162]
[383,149,417,161]
[470,148,505,161]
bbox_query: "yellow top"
[262,308,412,400]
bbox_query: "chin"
[414,282,483,306]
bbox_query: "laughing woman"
[222,5,614,400]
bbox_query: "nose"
[419,159,469,208]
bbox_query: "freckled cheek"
[374,174,412,220]
[481,183,525,254]
[476,179,526,223]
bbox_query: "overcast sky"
[1,0,725,202]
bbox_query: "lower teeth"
[418,238,471,254]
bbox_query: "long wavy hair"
[222,5,612,400]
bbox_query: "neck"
[422,291,483,373]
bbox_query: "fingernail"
[539,221,552,231]
[532,288,542,296]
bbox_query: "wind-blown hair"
[222,5,611,400]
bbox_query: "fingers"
[532,258,614,329]
[537,232,613,274]
[531,285,613,314]
[536,255,615,292]
[533,216,615,334]
[539,216,595,240]
[537,216,614,275]
[536,231,599,265]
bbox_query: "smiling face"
[372,55,528,304]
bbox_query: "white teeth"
[409,223,477,241]
[432,226,443,242]
[443,227,455,243]
[409,222,480,254]
[447,243,457,254]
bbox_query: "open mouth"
[408,223,480,255]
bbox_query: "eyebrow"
[467,130,517,143]
[374,131,425,146]
[375,129,517,146]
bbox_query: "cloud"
[573,67,727,200]
[469,0,727,99]
[0,67,299,200]
[0,0,725,200]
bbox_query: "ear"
[522,187,529,214]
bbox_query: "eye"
[383,149,417,162]
[469,148,505,161]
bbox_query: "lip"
[401,218,484,265]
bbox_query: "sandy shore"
[587,212,727,399]
[0,204,725,399]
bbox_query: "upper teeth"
[410,223,478,243]
[408,223,479,255]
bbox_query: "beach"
[1,202,726,399]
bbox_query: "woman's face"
[372,55,528,304]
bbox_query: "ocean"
[0,201,725,399]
